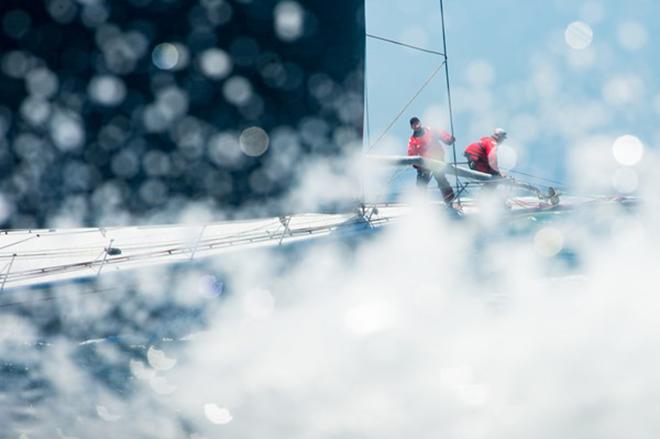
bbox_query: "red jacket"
[464,136,498,174]
[407,127,454,161]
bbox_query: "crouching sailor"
[407,116,456,205]
[463,128,507,176]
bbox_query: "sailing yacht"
[0,0,638,292]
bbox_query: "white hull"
[0,194,636,290]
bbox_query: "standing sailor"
[407,116,456,204]
[463,128,507,176]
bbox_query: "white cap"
[493,128,507,140]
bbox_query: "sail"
[0,0,365,228]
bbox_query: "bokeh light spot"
[2,50,33,78]
[204,404,233,425]
[198,48,232,79]
[111,149,140,179]
[612,135,644,166]
[239,126,270,157]
[26,67,59,98]
[495,144,517,170]
[129,360,156,380]
[534,227,564,257]
[149,375,177,395]
[147,346,177,371]
[2,9,32,39]
[565,21,593,50]
[88,75,127,107]
[81,2,110,27]
[50,111,85,151]
[274,1,304,42]
[96,405,122,422]
[617,21,647,51]
[20,97,51,127]
[152,43,180,70]
[47,0,78,24]
[602,76,643,105]
[223,76,252,106]
[139,179,169,206]
[208,132,243,168]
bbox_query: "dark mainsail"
[0,0,365,227]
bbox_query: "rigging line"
[439,0,460,204]
[364,45,372,147]
[362,39,371,204]
[506,170,566,187]
[0,234,39,251]
[366,33,445,57]
[189,225,207,260]
[388,167,406,183]
[366,61,446,152]
[96,239,114,276]
[0,254,16,292]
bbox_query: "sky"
[365,0,658,191]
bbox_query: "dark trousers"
[416,168,455,204]
[465,157,501,191]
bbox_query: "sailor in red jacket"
[407,116,455,204]
[463,128,507,176]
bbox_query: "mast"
[438,0,460,203]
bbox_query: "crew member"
[407,116,456,204]
[463,128,507,176]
